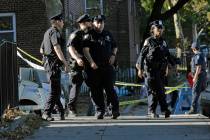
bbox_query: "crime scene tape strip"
[115,81,190,95]
[16,47,191,95]
[17,47,43,64]
[17,50,44,70]
[116,81,190,89]
[115,81,143,87]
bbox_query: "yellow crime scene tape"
[115,81,190,94]
[17,47,190,95]
[17,47,43,64]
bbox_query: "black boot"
[165,110,171,118]
[112,111,120,119]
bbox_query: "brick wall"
[0,0,49,64]
[65,0,130,66]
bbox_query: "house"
[0,0,140,66]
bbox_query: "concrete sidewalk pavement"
[26,115,210,140]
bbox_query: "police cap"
[150,20,164,29]
[50,13,63,21]
[76,14,91,23]
[191,42,199,50]
[93,15,106,22]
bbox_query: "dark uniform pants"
[68,70,84,110]
[191,72,207,111]
[145,71,168,114]
[44,58,64,116]
[85,65,119,114]
[102,65,119,113]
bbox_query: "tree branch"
[161,0,190,20]
[150,0,165,20]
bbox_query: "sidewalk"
[26,115,210,140]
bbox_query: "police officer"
[40,13,69,121]
[83,15,120,119]
[66,14,92,116]
[136,20,171,118]
[187,42,207,114]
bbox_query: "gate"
[0,41,18,115]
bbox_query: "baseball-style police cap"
[150,20,164,29]
[191,42,199,50]
[76,14,91,23]
[93,15,106,22]
[50,13,63,21]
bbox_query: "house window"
[0,13,16,43]
[85,0,103,16]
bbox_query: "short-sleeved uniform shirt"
[42,27,64,58]
[67,29,84,56]
[83,29,117,66]
[191,52,206,74]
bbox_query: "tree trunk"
[192,23,204,43]
[168,0,184,59]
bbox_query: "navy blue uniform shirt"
[67,29,85,56]
[83,29,117,66]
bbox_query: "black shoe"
[165,110,171,118]
[112,112,120,119]
[42,113,54,121]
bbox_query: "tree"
[183,0,210,42]
[168,0,185,59]
[140,0,190,48]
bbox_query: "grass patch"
[0,114,42,140]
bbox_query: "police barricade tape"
[16,47,191,95]
[17,48,44,70]
[115,81,190,95]
[17,47,43,65]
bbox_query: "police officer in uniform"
[187,42,207,114]
[83,15,120,119]
[66,14,92,116]
[40,13,69,121]
[136,20,172,118]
